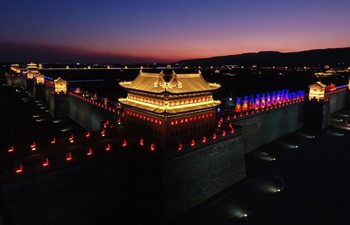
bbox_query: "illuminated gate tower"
[119,70,221,147]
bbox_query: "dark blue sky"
[1,0,350,62]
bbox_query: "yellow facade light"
[308,81,326,100]
[27,62,38,70]
[36,74,45,84]
[54,77,68,94]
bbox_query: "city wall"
[5,76,116,131]
[68,95,116,130]
[234,102,305,153]
[3,75,349,224]
[162,135,246,222]
[328,89,347,114]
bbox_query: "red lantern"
[122,139,127,147]
[191,139,195,147]
[85,131,91,138]
[69,134,74,143]
[222,130,226,137]
[42,158,49,167]
[15,164,23,174]
[66,152,72,161]
[30,141,36,151]
[150,143,155,151]
[178,143,183,151]
[87,147,93,156]
[139,138,144,146]
[105,144,111,151]
[50,137,56,144]
[8,146,14,153]
[202,136,207,143]
[213,133,217,140]
[101,129,106,137]
[230,128,235,134]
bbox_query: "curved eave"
[119,98,221,114]
[119,83,221,95]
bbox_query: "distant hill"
[178,47,350,66]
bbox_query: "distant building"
[54,77,68,94]
[309,81,326,100]
[10,64,21,73]
[27,62,38,70]
[119,70,221,147]
[26,62,39,79]
[315,69,336,77]
[35,73,45,84]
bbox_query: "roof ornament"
[167,70,182,89]
[154,70,166,88]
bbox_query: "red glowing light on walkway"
[50,137,56,144]
[222,130,226,137]
[42,158,49,167]
[122,139,127,147]
[30,141,36,151]
[15,164,23,174]
[212,133,217,140]
[69,134,74,143]
[139,138,144,146]
[66,152,72,161]
[87,147,93,156]
[191,139,195,147]
[150,143,155,151]
[202,136,207,143]
[178,143,183,151]
[8,146,14,153]
[230,128,235,134]
[101,129,106,137]
[85,131,91,138]
[105,144,111,151]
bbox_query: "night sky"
[1,0,350,63]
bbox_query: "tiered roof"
[119,70,221,94]
[119,70,221,114]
